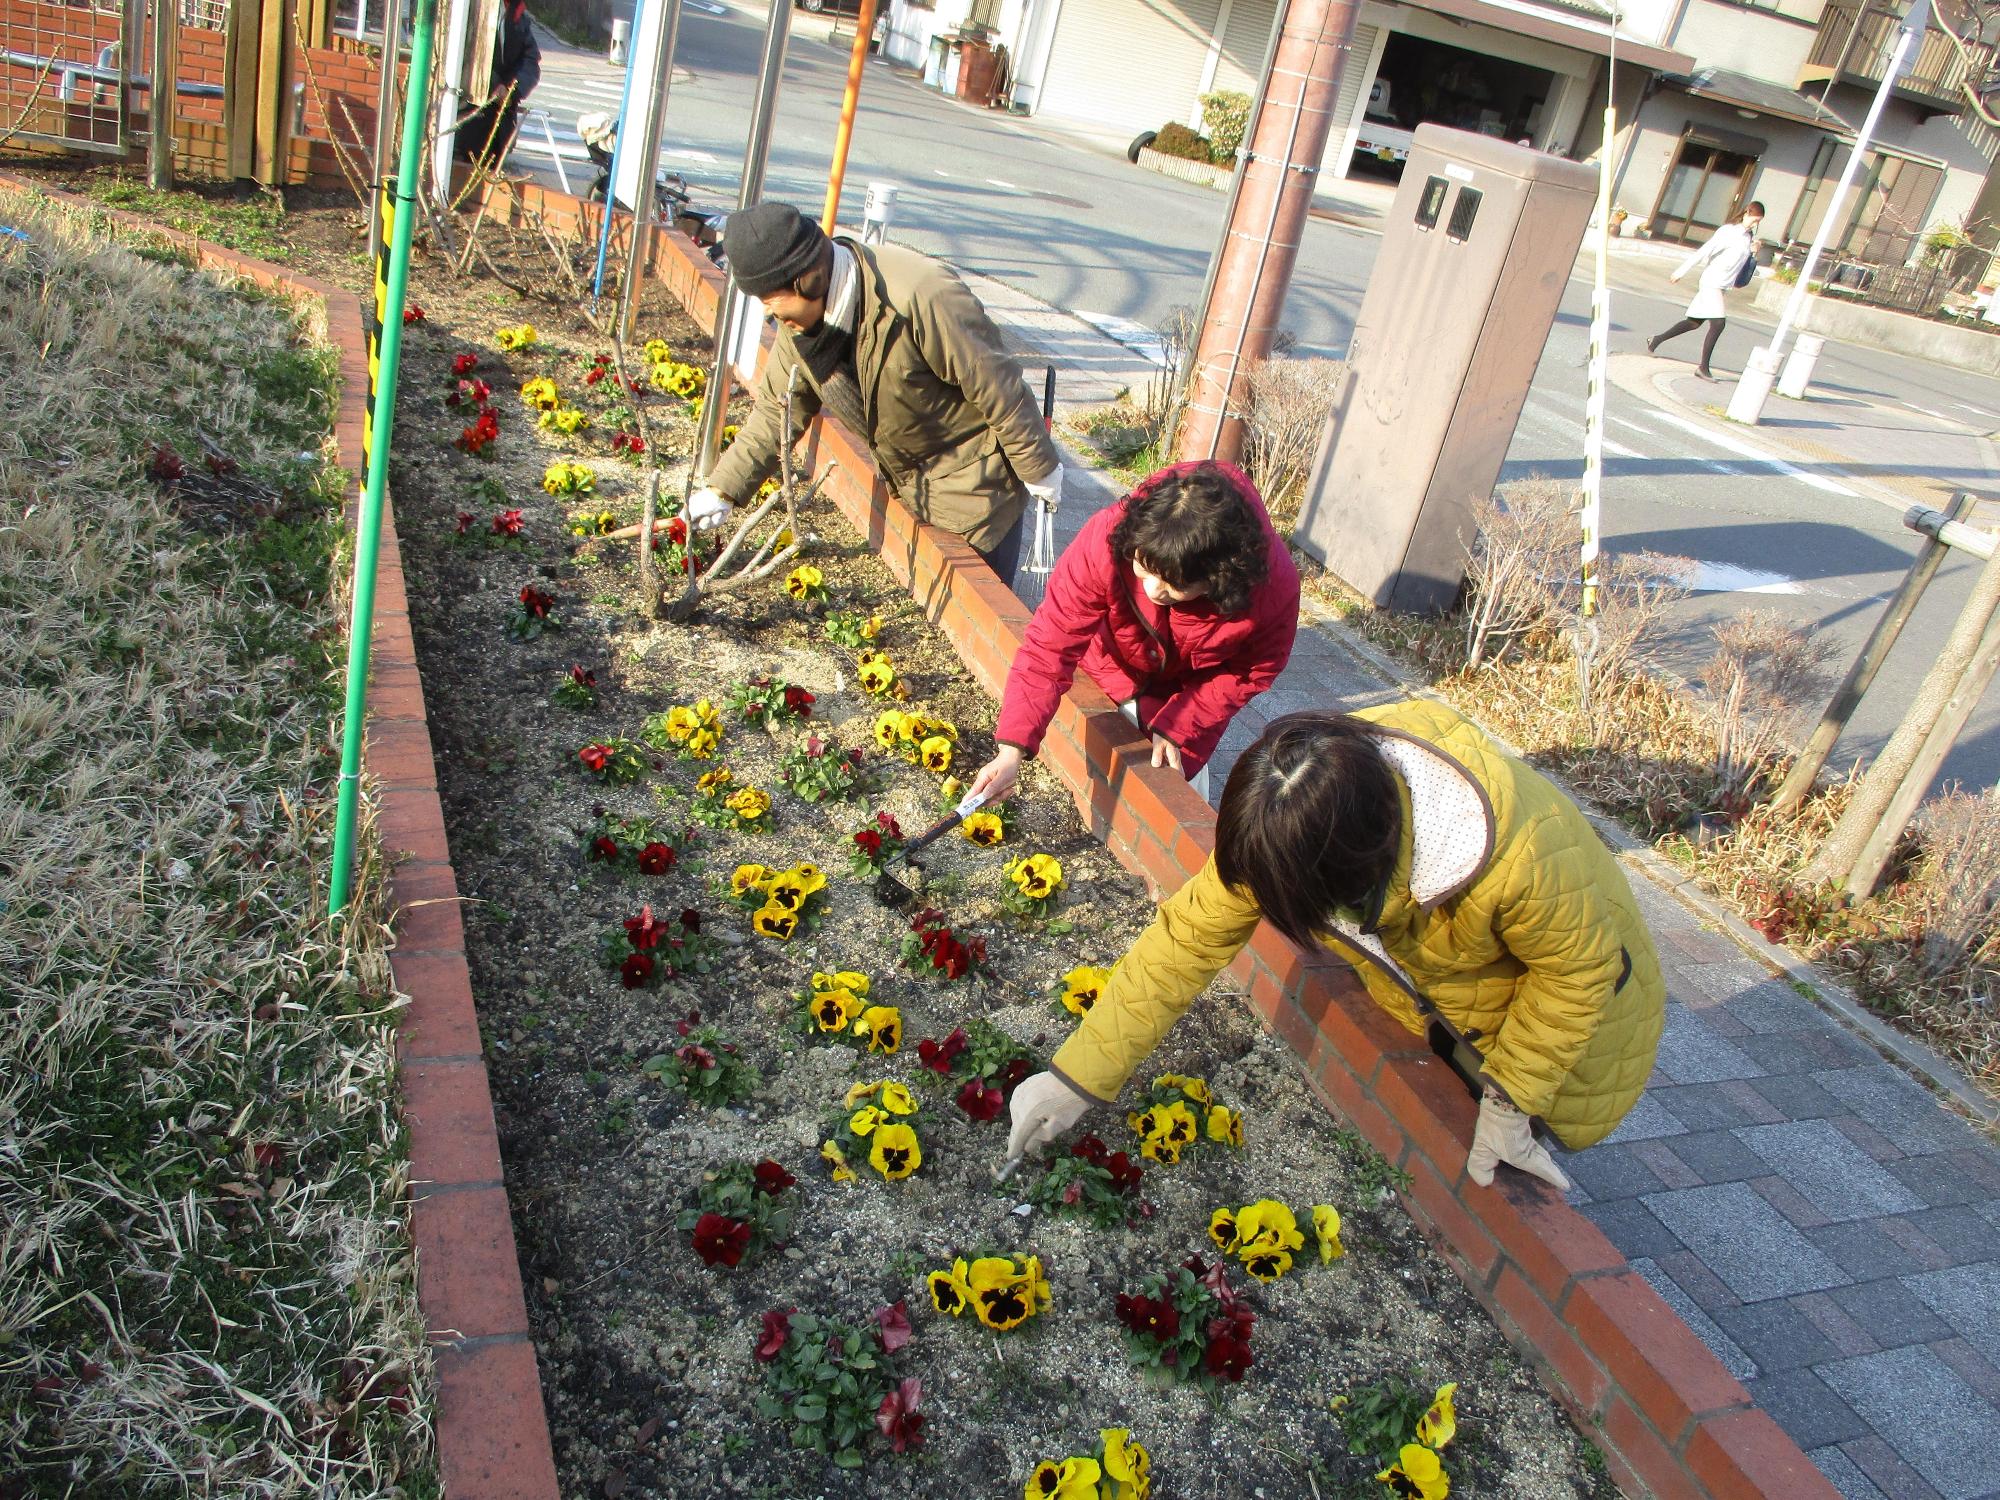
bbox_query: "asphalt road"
[520,1,2000,791]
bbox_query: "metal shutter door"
[1037,0,1225,136]
[1210,0,1274,97]
[1318,19,1380,179]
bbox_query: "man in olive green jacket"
[687,202,1063,578]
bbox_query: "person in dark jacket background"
[455,0,541,164]
[967,459,1300,802]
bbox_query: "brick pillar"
[1175,0,1358,465]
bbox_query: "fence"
[1776,242,1986,317]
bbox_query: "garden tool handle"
[901,791,989,861]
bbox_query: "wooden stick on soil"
[601,338,663,605]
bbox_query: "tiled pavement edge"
[0,175,565,1500]
[1219,615,2000,1500]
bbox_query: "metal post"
[331,0,439,916]
[1176,0,1360,464]
[590,0,645,304]
[821,0,881,232]
[694,0,793,483]
[1727,0,1931,424]
[367,0,408,266]
[148,0,177,189]
[619,0,684,342]
[1770,491,1974,813]
[431,0,472,203]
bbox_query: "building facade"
[884,0,1996,268]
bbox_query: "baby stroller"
[579,111,728,263]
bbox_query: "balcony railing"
[1798,1,1969,115]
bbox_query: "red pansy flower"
[578,743,611,773]
[874,1378,924,1453]
[690,1212,751,1267]
[753,1160,795,1196]
[875,811,903,838]
[1204,1332,1253,1382]
[452,352,478,376]
[403,304,426,325]
[755,1307,793,1361]
[520,585,554,618]
[490,508,524,537]
[620,952,655,988]
[636,842,675,876]
[956,1078,1004,1122]
[589,835,620,862]
[678,909,702,934]
[624,905,665,949]
[783,684,815,716]
[454,512,475,535]
[854,829,883,858]
[874,1300,912,1354]
[1071,1134,1108,1165]
[1115,1293,1180,1340]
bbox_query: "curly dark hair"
[1107,462,1270,617]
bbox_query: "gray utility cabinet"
[1295,126,1596,614]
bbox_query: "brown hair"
[1214,712,1402,948]
[1108,462,1269,617]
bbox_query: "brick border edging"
[0,173,562,1500]
[577,198,1838,1500]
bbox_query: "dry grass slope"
[0,197,432,1497]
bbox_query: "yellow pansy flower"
[1417,1382,1458,1451]
[868,1122,921,1180]
[751,903,796,940]
[855,1005,903,1054]
[877,1081,917,1115]
[520,376,560,410]
[726,786,770,821]
[1206,1104,1244,1147]
[813,969,871,997]
[730,863,774,896]
[1101,1428,1152,1500]
[811,989,858,1032]
[919,736,954,773]
[697,767,735,796]
[1153,1073,1212,1106]
[1313,1204,1345,1265]
[820,1140,855,1184]
[785,564,825,600]
[1377,1443,1449,1500]
[858,656,896,695]
[848,1106,883,1137]
[873,710,912,750]
[1060,965,1111,1014]
[1009,853,1064,900]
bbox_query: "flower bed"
[374,228,1618,1497]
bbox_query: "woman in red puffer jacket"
[968,460,1300,802]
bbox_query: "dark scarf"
[792,315,867,439]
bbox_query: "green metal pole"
[330,0,438,918]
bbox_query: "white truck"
[1353,78,1415,168]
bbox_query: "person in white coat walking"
[1647,201,1764,380]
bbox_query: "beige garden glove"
[1005,1070,1095,1159]
[1467,1090,1572,1191]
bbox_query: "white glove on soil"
[1024,463,1064,511]
[1466,1090,1573,1191]
[1005,1070,1095,1159]
[686,486,733,533]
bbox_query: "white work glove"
[1466,1090,1572,1191]
[1005,1070,1095,1159]
[685,486,733,533]
[1024,463,1064,510]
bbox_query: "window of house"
[331,0,388,42]
[1788,141,1944,265]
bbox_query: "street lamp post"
[1725,0,1933,424]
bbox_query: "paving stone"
[1667,1129,1773,1183]
[1655,1080,1787,1132]
[1830,1115,1910,1164]
[1715,1298,1843,1371]
[1820,1347,2000,1500]
[1808,1219,1939,1281]
[1929,1338,2000,1407]
[1729,978,1835,1033]
[1602,1092,1688,1143]
[1746,1070,1849,1120]
[1796,1290,1883,1356]
[1663,930,1745,965]
[1826,1280,1955,1349]
[1656,1248,1745,1316]
[1581,1197,1684,1259]
[1747,1368,1871,1449]
[1632,1255,1758,1381]
[1642,1182,1850,1302]
[1809,1445,1891,1500]
[1816,1068,1979,1155]
[1902,1207,2000,1266]
[1737,1121,1927,1222]
[1905,1264,2000,1369]
[1736,1027,1876,1074]
[1652,1003,1767,1084]
[1564,1141,1670,1202]
[1887,1152,1999,1210]
[1836,1436,1948,1500]
[1751,1174,1836,1230]
[1630,1137,1708,1189]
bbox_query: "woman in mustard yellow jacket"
[1006,701,1665,1189]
